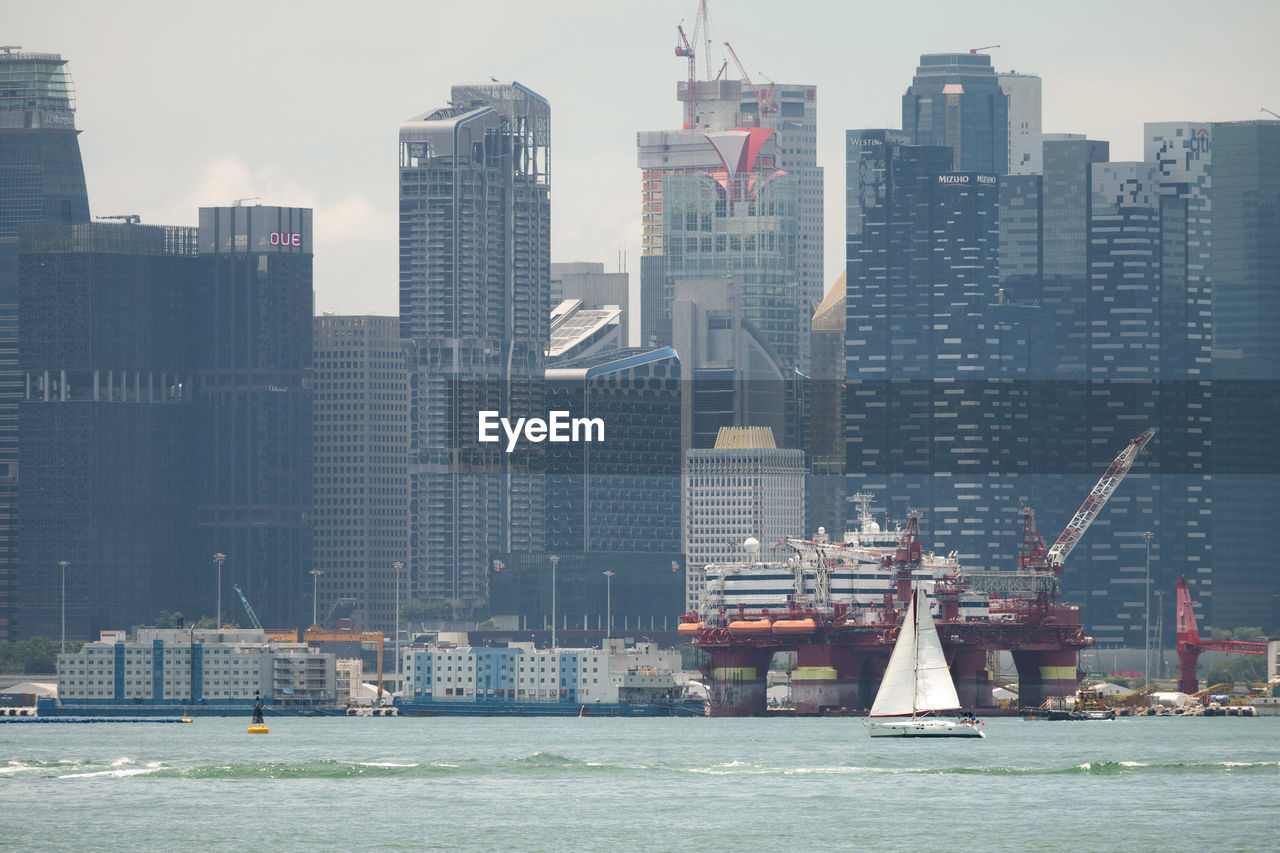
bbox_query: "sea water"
[2,715,1276,851]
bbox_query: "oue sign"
[269,231,303,247]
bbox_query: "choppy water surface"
[3,716,1276,851]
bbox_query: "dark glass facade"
[17,223,201,640]
[545,348,682,555]
[198,205,314,629]
[1209,121,1280,634]
[0,51,90,640]
[844,130,1021,568]
[901,53,1008,174]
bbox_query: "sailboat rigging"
[865,586,984,738]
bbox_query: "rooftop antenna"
[233,197,261,207]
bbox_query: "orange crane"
[723,41,776,124]
[1175,577,1268,693]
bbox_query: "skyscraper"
[639,77,822,368]
[198,204,314,629]
[844,130,1021,572]
[998,71,1042,175]
[398,83,550,615]
[0,48,91,640]
[902,53,1009,173]
[312,315,409,635]
[1208,120,1280,634]
[662,128,802,370]
[18,222,201,640]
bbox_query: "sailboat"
[865,586,984,738]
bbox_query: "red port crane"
[1175,576,1269,694]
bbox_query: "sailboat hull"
[866,719,985,738]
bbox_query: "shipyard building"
[54,628,336,709]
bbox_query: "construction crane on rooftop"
[674,0,713,130]
[723,41,776,124]
[969,44,1000,54]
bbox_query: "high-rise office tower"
[662,128,802,370]
[1041,135,1110,379]
[808,274,846,539]
[998,71,1042,175]
[639,76,821,369]
[312,315,409,635]
[0,48,91,640]
[399,83,550,614]
[902,53,1009,174]
[844,130,1021,571]
[17,222,201,640]
[684,426,805,611]
[198,205,313,629]
[544,347,682,555]
[1209,120,1280,634]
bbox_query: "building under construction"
[679,430,1155,716]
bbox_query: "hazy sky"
[9,0,1278,316]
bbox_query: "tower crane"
[969,45,1000,54]
[674,0,713,130]
[723,41,776,123]
[1045,428,1156,571]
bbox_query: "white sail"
[912,587,961,713]
[869,588,961,718]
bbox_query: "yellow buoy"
[247,724,269,734]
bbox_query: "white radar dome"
[744,536,761,554]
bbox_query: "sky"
[9,0,1279,317]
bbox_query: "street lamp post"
[393,561,404,689]
[310,569,324,627]
[212,553,226,629]
[58,560,70,653]
[602,570,614,639]
[549,555,559,651]
[1141,531,1153,687]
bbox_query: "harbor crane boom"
[1045,428,1156,570]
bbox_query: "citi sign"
[1188,128,1211,155]
[268,231,303,247]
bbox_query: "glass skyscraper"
[398,83,550,615]
[1208,120,1280,634]
[902,53,1009,174]
[0,49,91,640]
[17,222,201,640]
[198,205,314,630]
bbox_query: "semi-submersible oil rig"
[678,429,1156,716]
